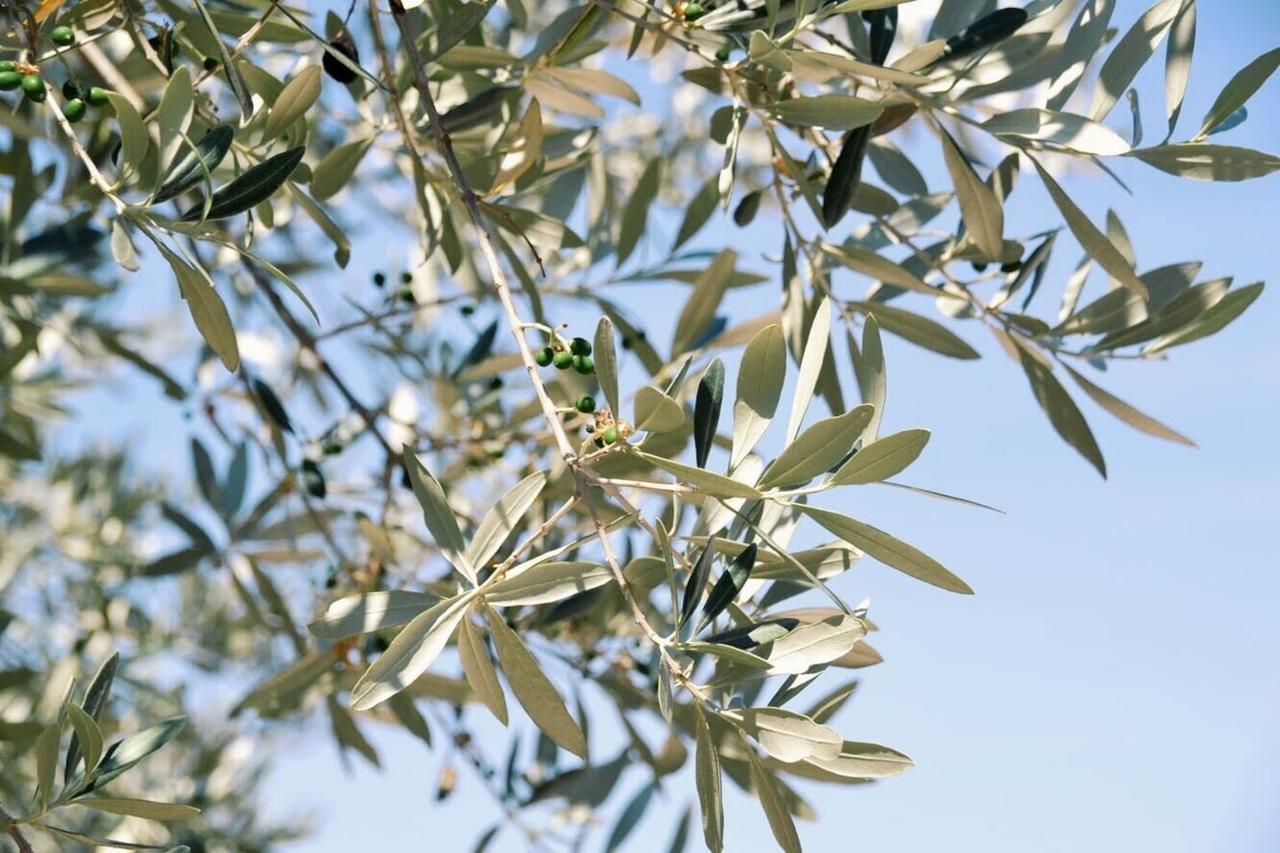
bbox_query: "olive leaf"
[64,652,118,780]
[403,449,477,584]
[699,542,757,631]
[1016,347,1107,478]
[678,536,719,632]
[693,706,724,853]
[263,65,321,140]
[693,358,724,469]
[181,146,306,221]
[310,136,374,201]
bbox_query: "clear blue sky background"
[54,1,1279,850]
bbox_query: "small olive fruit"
[571,354,594,375]
[86,86,109,107]
[535,347,554,367]
[569,337,591,356]
[576,395,596,414]
[203,56,220,70]
[684,2,705,22]
[400,271,412,284]
[602,426,619,445]
[61,80,82,99]
[0,71,20,91]
[0,61,15,73]
[372,271,386,286]
[51,26,76,47]
[63,97,86,123]
[553,350,574,370]
[21,74,44,101]
[460,303,476,316]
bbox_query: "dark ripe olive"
[569,337,591,356]
[460,303,476,316]
[400,271,412,284]
[323,33,360,84]
[203,56,220,70]
[61,79,83,99]
[488,376,503,390]
[372,271,386,286]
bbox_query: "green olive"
[535,347,554,367]
[0,71,20,91]
[553,350,574,370]
[684,2,705,22]
[63,97,86,122]
[86,86,110,107]
[20,74,43,95]
[602,426,619,445]
[571,354,594,375]
[0,61,15,73]
[51,26,76,47]
[576,395,596,414]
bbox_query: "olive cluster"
[535,336,594,376]
[1,26,111,123]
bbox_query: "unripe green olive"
[20,74,44,95]
[576,395,596,413]
[571,354,594,375]
[63,97,86,122]
[535,347,554,367]
[0,71,20,91]
[684,2,705,22]
[51,26,75,47]
[0,61,15,73]
[602,426,619,445]
[553,350,574,370]
[86,86,110,107]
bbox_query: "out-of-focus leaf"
[773,95,883,130]
[616,158,661,265]
[308,591,438,639]
[1164,0,1196,137]
[311,136,374,201]
[672,250,735,355]
[744,745,801,853]
[605,782,656,852]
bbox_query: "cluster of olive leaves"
[1,0,1276,850]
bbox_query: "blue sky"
[41,1,1278,850]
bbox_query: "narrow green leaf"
[484,605,587,758]
[605,783,656,852]
[1062,364,1194,446]
[850,301,980,359]
[831,428,930,485]
[34,722,59,807]
[1088,0,1182,121]
[158,245,239,372]
[64,703,104,776]
[349,593,474,711]
[773,95,884,130]
[181,147,305,221]
[264,65,321,140]
[673,175,721,250]
[634,386,685,433]
[1144,281,1263,353]
[1031,158,1147,299]
[1016,348,1107,477]
[1131,144,1280,182]
[155,66,194,187]
[700,543,757,630]
[801,505,973,593]
[637,451,764,499]
[311,136,374,201]
[594,317,621,416]
[982,109,1131,156]
[403,449,476,583]
[484,561,614,606]
[731,324,786,469]
[459,614,508,725]
[679,537,719,631]
[104,93,148,176]
[850,315,886,440]
[694,359,725,469]
[154,126,235,204]
[760,405,874,491]
[672,250,735,355]
[732,707,842,763]
[938,126,1003,261]
[744,746,801,853]
[1195,46,1280,139]
[1164,0,1196,137]
[72,798,200,821]
[308,591,439,639]
[465,471,548,569]
[85,717,186,793]
[693,706,724,853]
[64,652,118,782]
[785,296,831,444]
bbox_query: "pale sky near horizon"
[42,1,1279,850]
